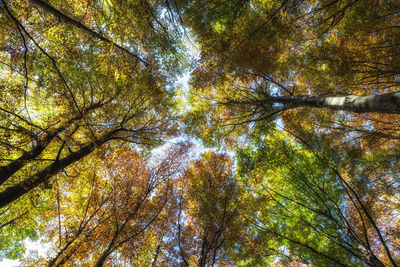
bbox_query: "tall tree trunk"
[0,131,115,209]
[94,234,118,267]
[0,143,95,209]
[0,128,61,186]
[47,239,75,267]
[151,244,161,267]
[0,101,107,186]
[94,250,111,267]
[271,92,400,114]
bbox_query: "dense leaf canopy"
[0,0,399,266]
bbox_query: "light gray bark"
[271,92,400,114]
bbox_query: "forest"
[0,0,399,266]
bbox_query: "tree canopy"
[0,0,399,266]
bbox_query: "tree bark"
[0,101,107,186]
[271,92,400,114]
[0,128,61,186]
[94,249,112,267]
[0,131,115,209]
[0,143,95,209]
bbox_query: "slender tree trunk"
[272,92,400,114]
[198,230,209,267]
[94,236,117,267]
[47,239,74,267]
[94,250,111,267]
[367,255,386,267]
[26,0,145,64]
[151,244,161,267]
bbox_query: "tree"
[0,0,185,208]
[176,3,400,264]
[236,129,399,266]
[22,142,191,266]
[171,151,248,267]
[179,0,400,147]
[1,0,400,266]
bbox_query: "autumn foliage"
[1,0,400,266]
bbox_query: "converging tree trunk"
[0,133,112,209]
[270,92,400,114]
[221,92,400,125]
